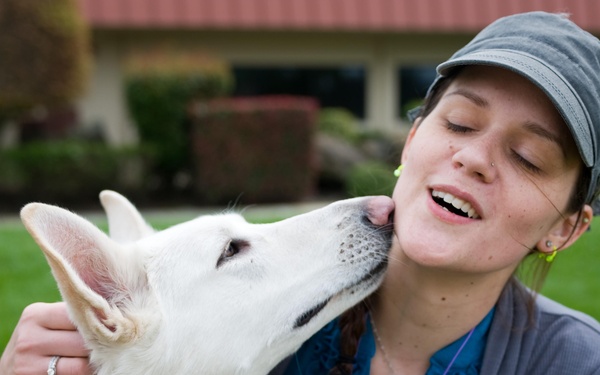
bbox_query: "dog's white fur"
[21,191,393,374]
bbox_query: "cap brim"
[437,49,594,167]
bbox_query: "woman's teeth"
[431,190,480,219]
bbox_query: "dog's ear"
[99,190,155,243]
[21,203,149,345]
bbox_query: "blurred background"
[1,0,597,210]
[1,0,600,353]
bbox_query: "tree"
[0,0,90,123]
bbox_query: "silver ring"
[47,356,60,375]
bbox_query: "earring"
[545,247,558,263]
[538,244,558,263]
[394,164,404,177]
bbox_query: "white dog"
[21,191,394,374]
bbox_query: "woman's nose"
[451,138,498,183]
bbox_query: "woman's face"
[393,65,587,274]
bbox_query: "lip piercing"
[491,162,495,167]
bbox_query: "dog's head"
[21,191,394,374]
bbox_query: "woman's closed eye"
[446,121,473,133]
[511,150,542,174]
[444,116,551,175]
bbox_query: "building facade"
[77,0,600,145]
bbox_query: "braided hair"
[327,299,370,374]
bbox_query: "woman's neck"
[370,254,513,374]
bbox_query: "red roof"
[80,0,600,32]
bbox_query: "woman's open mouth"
[431,190,481,219]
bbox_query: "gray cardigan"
[271,281,600,374]
[481,281,600,374]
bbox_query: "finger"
[56,356,94,375]
[12,307,89,357]
[10,328,89,363]
[39,330,90,357]
[35,302,78,330]
[13,356,92,375]
[20,302,77,331]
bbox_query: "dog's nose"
[365,196,395,226]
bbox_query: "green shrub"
[346,161,397,197]
[317,107,361,143]
[0,141,154,208]
[189,96,318,204]
[0,0,90,119]
[124,50,234,185]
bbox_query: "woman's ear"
[537,205,593,252]
[401,117,422,163]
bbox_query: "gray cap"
[429,11,600,207]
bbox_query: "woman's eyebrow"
[523,121,567,159]
[444,88,489,108]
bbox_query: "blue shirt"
[282,308,495,375]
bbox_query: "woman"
[2,11,600,375]
[273,11,600,375]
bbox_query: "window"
[233,66,366,118]
[397,65,437,120]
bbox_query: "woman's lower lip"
[427,193,477,224]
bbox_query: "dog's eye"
[224,240,240,258]
[217,239,248,267]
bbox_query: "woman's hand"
[0,302,91,375]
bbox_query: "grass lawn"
[1,213,599,353]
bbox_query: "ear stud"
[394,164,404,177]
